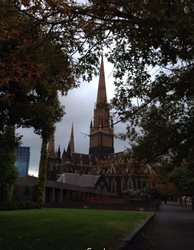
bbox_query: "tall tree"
[0,2,66,204]
[4,1,194,205]
[0,126,19,202]
[80,2,194,159]
[77,1,194,206]
[76,1,194,128]
[26,94,64,207]
[0,0,103,204]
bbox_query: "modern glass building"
[15,147,30,177]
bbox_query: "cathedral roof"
[57,173,101,188]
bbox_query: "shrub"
[0,200,40,210]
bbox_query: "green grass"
[0,208,151,250]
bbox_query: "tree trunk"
[191,195,194,211]
[36,136,48,207]
[0,125,18,203]
[6,184,13,203]
[1,183,13,203]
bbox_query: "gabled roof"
[57,173,101,188]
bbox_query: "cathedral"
[46,58,154,195]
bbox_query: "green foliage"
[3,0,194,206]
[1,2,70,206]
[0,1,105,199]
[80,1,194,163]
[0,126,19,202]
[81,2,194,201]
[36,138,49,207]
[169,166,194,196]
[0,200,39,210]
[0,0,103,131]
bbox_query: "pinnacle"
[97,57,107,104]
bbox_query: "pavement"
[128,201,194,250]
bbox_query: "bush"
[0,201,16,210]
[0,200,40,210]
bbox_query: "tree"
[0,126,19,202]
[0,2,62,204]
[0,1,75,128]
[169,166,194,197]
[0,0,102,205]
[35,99,63,207]
[168,154,194,209]
[25,92,64,207]
[4,1,194,205]
[78,1,194,133]
[78,1,194,207]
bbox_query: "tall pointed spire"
[89,57,114,159]
[69,123,75,153]
[62,148,66,158]
[97,57,107,104]
[90,119,93,129]
[57,145,61,159]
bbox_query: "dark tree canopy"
[82,0,194,164]
[1,0,194,203]
[83,0,194,201]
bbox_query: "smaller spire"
[62,148,66,158]
[67,142,71,154]
[66,123,75,156]
[70,123,75,153]
[90,119,93,129]
[57,145,61,159]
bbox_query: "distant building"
[15,147,30,177]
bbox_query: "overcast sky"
[17,58,129,176]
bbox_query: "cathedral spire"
[68,123,75,153]
[90,119,93,129]
[89,57,114,159]
[57,145,61,159]
[97,57,107,104]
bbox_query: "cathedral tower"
[89,58,114,159]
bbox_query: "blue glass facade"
[15,147,30,177]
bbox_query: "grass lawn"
[0,208,151,250]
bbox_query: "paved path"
[128,202,194,250]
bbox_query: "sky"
[17,58,129,176]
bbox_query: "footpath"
[128,201,194,250]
